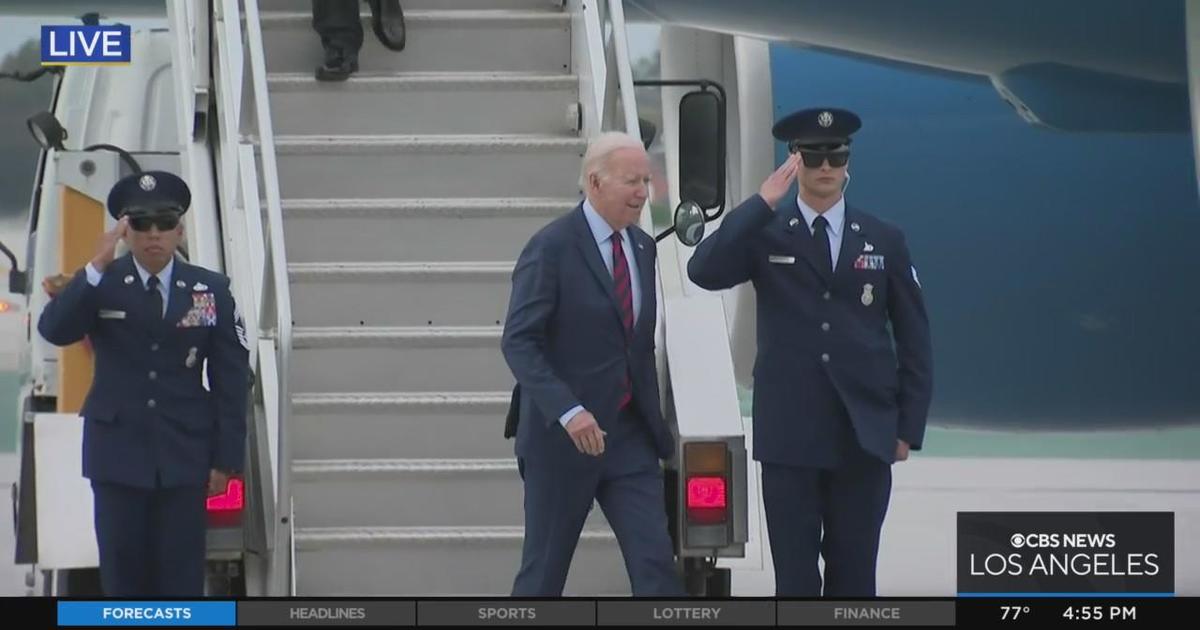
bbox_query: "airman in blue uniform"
[688,108,933,596]
[38,171,249,596]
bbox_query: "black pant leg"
[92,482,153,596]
[150,485,209,596]
[312,0,364,56]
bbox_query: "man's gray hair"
[579,132,646,188]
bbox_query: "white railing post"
[241,0,296,596]
[165,0,222,271]
[194,0,295,595]
[606,1,652,236]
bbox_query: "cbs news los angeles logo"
[957,512,1174,596]
[41,25,131,66]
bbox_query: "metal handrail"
[240,0,296,596]
[199,0,296,594]
[598,0,654,238]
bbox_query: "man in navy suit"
[688,108,933,596]
[38,171,249,596]
[502,132,684,596]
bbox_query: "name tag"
[98,309,126,320]
[854,254,886,271]
[768,255,796,264]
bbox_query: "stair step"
[272,135,586,199]
[292,392,514,460]
[260,9,570,75]
[292,458,520,528]
[291,326,510,393]
[289,262,513,327]
[294,526,629,596]
[293,458,595,529]
[292,457,611,528]
[281,197,573,263]
[268,72,580,136]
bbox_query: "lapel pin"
[193,282,208,291]
[850,222,861,233]
[124,275,135,285]
[176,280,186,288]
[789,218,800,227]
[864,242,874,252]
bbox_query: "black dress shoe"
[315,48,359,81]
[368,0,406,51]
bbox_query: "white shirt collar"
[132,256,175,290]
[796,194,846,237]
[582,198,628,245]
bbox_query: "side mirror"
[0,240,26,294]
[8,270,28,295]
[679,89,726,214]
[672,201,705,247]
[637,78,729,244]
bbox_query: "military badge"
[861,283,875,306]
[185,347,198,368]
[863,242,874,252]
[124,275,135,285]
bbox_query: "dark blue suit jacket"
[38,253,249,488]
[688,195,932,466]
[502,205,674,461]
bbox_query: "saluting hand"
[758,153,801,210]
[90,216,129,273]
[565,410,606,457]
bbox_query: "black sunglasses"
[128,214,181,232]
[793,148,850,169]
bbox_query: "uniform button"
[150,343,160,352]
[147,399,157,409]
[821,353,830,363]
[823,291,831,301]
[821,322,831,332]
[149,371,157,380]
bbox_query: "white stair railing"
[170,0,297,595]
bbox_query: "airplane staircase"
[254,0,627,595]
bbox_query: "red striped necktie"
[611,232,634,409]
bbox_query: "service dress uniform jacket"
[38,251,248,596]
[688,194,933,467]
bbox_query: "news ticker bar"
[38,598,1191,627]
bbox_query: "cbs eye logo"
[1010,534,1060,548]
